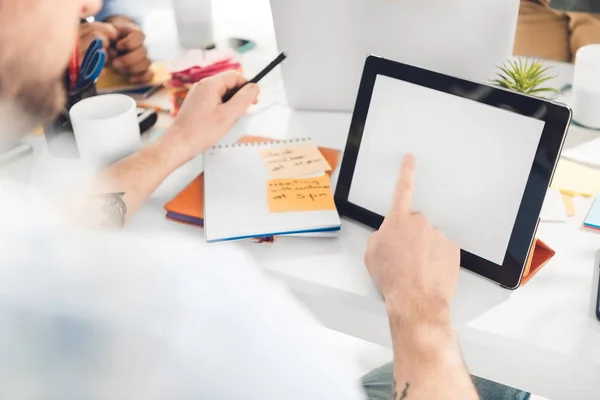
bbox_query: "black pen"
[222,51,287,103]
[596,259,600,321]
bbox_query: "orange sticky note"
[261,142,332,179]
[267,175,336,213]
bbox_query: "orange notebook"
[164,136,341,227]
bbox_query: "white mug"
[173,0,214,49]
[69,94,141,170]
[572,44,600,129]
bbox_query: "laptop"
[270,0,519,111]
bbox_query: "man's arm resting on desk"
[67,72,259,229]
[70,133,185,228]
[386,304,477,400]
[364,155,478,400]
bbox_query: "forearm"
[387,305,479,400]
[70,129,190,228]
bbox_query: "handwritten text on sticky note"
[267,175,336,213]
[260,143,332,179]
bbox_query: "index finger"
[390,154,416,216]
[82,22,118,41]
[99,23,118,40]
[80,32,111,53]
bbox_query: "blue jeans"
[362,362,530,400]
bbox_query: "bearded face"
[0,0,102,135]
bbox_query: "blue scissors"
[77,37,106,89]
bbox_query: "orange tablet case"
[520,238,556,286]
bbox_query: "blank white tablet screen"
[348,76,546,265]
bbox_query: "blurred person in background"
[0,0,530,399]
[79,0,153,83]
[515,0,600,61]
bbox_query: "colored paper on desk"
[167,49,238,73]
[164,136,341,228]
[267,175,336,213]
[261,142,332,179]
[584,196,600,231]
[562,138,600,168]
[540,187,568,222]
[97,62,169,94]
[550,159,600,197]
[561,193,576,216]
[167,49,241,87]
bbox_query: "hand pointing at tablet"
[365,154,460,317]
[364,155,477,400]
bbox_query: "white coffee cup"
[173,0,214,49]
[572,44,600,129]
[69,94,141,170]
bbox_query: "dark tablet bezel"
[334,55,572,289]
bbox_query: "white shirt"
[0,180,364,399]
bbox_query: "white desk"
[22,2,600,399]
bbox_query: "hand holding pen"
[222,52,287,103]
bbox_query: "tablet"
[335,56,571,289]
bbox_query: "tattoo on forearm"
[93,192,127,228]
[392,381,410,400]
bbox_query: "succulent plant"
[492,58,561,97]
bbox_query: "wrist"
[158,126,204,166]
[138,138,182,174]
[385,294,453,337]
[388,306,456,358]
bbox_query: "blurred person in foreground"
[0,0,529,399]
[79,0,153,84]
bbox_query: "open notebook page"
[203,139,341,242]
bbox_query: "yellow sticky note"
[261,143,332,179]
[561,193,575,217]
[551,159,600,197]
[97,62,169,91]
[267,175,336,213]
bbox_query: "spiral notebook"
[203,138,342,243]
